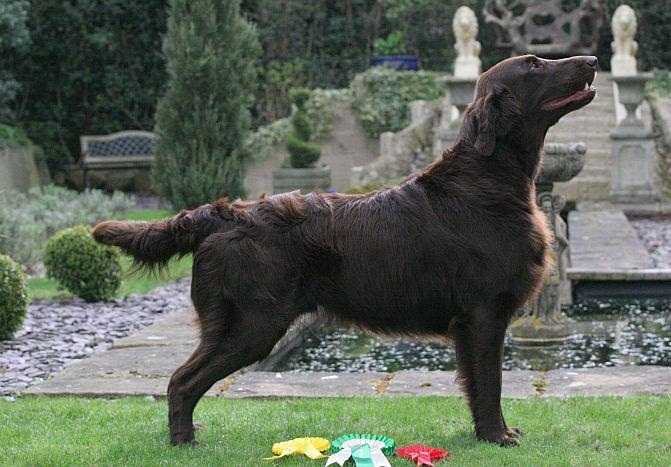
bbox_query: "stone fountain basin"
[537,142,586,184]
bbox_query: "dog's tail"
[92,201,235,270]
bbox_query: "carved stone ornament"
[453,6,482,78]
[610,4,638,76]
[482,0,605,58]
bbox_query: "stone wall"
[0,146,41,193]
[351,99,442,188]
[245,101,378,198]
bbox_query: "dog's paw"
[170,432,197,447]
[506,427,523,439]
[477,430,520,447]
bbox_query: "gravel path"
[0,279,190,395]
[629,216,671,268]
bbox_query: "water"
[275,300,671,372]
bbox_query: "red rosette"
[396,444,450,466]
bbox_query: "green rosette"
[330,433,396,456]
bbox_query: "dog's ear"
[471,84,520,156]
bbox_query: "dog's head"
[463,55,597,156]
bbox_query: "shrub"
[44,226,121,302]
[242,117,292,163]
[241,88,349,164]
[350,67,443,138]
[0,254,27,340]
[287,134,321,168]
[0,123,32,147]
[256,59,307,123]
[0,186,134,269]
[648,71,671,98]
[152,0,261,209]
[305,89,351,140]
[373,31,406,56]
[286,87,321,168]
[289,88,311,111]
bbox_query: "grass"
[1,396,670,466]
[27,209,193,301]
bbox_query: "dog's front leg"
[454,306,519,446]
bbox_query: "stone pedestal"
[434,77,475,158]
[510,143,586,346]
[609,74,659,203]
[272,166,331,194]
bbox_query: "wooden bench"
[80,131,157,188]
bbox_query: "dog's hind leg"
[454,303,517,446]
[167,301,293,445]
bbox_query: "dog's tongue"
[543,87,595,111]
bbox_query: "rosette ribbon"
[325,434,395,467]
[396,444,449,466]
[264,437,330,460]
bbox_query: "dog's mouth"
[541,71,597,111]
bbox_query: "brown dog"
[94,54,597,446]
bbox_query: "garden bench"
[80,131,157,188]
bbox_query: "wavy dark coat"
[94,54,598,446]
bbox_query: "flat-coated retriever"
[94,54,597,446]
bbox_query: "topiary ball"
[287,133,321,168]
[289,87,311,110]
[0,254,28,341]
[44,225,122,302]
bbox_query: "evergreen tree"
[153,0,260,209]
[0,0,30,121]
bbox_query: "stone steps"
[547,72,618,201]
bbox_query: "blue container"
[370,55,420,71]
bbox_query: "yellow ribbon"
[264,437,331,460]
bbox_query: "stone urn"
[509,143,587,346]
[435,76,477,154]
[445,77,476,124]
[612,74,653,129]
[272,165,331,195]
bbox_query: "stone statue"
[453,6,481,78]
[611,4,638,77]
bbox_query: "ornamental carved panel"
[483,0,605,58]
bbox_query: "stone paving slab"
[543,366,671,397]
[568,209,653,271]
[25,301,671,399]
[387,370,538,398]
[25,309,198,397]
[223,372,386,398]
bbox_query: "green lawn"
[27,209,193,301]
[1,396,669,466]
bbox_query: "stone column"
[509,143,586,346]
[610,74,659,203]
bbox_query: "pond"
[274,300,671,372]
